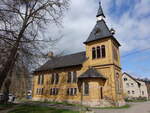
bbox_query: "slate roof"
[78,67,106,80]
[123,72,141,86]
[35,51,87,72]
[96,2,105,17]
[84,20,113,44]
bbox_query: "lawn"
[91,104,130,109]
[8,104,79,113]
[0,103,15,110]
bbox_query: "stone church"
[32,3,125,107]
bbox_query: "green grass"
[8,104,79,113]
[0,103,15,110]
[30,100,80,107]
[91,104,130,109]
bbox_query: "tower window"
[97,46,101,58]
[92,47,96,59]
[101,45,106,58]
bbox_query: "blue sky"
[46,0,150,78]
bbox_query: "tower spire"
[96,1,105,21]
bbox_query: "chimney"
[47,51,54,58]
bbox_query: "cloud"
[44,0,150,78]
[49,0,150,54]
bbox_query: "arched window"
[92,47,96,59]
[83,82,89,95]
[97,46,101,58]
[101,45,106,58]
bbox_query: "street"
[94,101,150,113]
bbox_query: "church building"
[32,3,125,107]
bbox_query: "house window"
[38,75,44,85]
[128,91,130,94]
[101,45,106,58]
[97,46,101,58]
[124,78,127,81]
[132,91,135,94]
[92,47,96,59]
[51,73,59,84]
[83,82,89,95]
[50,88,59,95]
[67,71,77,83]
[126,83,129,87]
[131,83,134,86]
[67,88,77,96]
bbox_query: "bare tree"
[0,0,69,89]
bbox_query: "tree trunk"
[0,21,27,89]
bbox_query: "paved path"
[94,101,150,113]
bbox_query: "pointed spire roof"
[84,2,121,46]
[84,20,113,44]
[96,2,105,18]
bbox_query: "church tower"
[81,2,125,106]
[84,2,121,67]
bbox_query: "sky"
[46,0,150,79]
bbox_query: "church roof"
[34,51,87,72]
[84,20,113,44]
[78,67,106,80]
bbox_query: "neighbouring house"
[32,3,125,107]
[122,72,148,100]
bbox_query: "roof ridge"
[53,51,85,59]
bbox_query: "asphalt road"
[94,101,150,113]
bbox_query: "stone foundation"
[32,97,126,107]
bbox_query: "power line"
[121,47,150,58]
